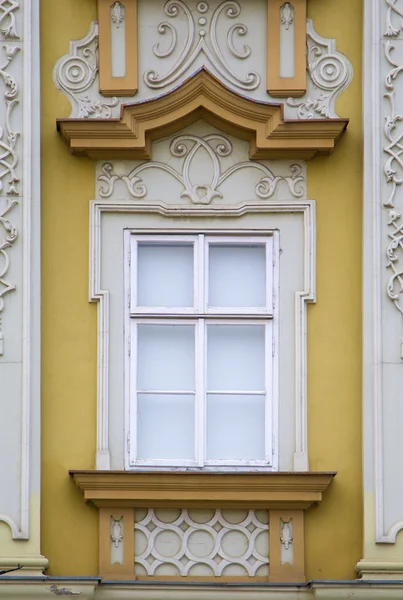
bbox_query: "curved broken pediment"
[57,69,348,161]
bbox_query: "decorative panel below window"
[134,509,269,578]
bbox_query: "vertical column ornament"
[0,0,48,575]
[267,0,307,97]
[98,0,138,96]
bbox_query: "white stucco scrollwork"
[97,134,305,204]
[53,22,118,118]
[0,43,20,344]
[143,0,260,91]
[287,19,353,119]
[386,210,403,316]
[383,38,403,332]
[0,0,19,40]
[53,4,353,120]
[134,509,269,577]
[385,0,403,37]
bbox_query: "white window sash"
[126,232,279,470]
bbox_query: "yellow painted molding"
[70,470,336,510]
[356,560,403,580]
[57,70,348,161]
[98,0,138,96]
[267,0,307,97]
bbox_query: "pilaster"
[0,0,47,574]
[359,0,403,579]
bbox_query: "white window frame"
[124,231,279,471]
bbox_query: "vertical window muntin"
[127,233,278,469]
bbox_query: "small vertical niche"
[111,1,126,78]
[279,3,295,78]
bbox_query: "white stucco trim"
[90,200,316,472]
[363,0,403,547]
[363,0,385,544]
[0,0,41,541]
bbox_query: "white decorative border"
[90,199,315,472]
[0,0,40,540]
[364,0,403,545]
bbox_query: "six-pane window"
[127,234,278,468]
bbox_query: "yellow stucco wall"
[40,0,363,578]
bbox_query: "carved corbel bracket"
[71,470,335,583]
[57,69,348,161]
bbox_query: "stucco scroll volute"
[53,1,353,121]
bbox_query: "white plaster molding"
[0,43,21,355]
[53,8,352,120]
[281,4,294,31]
[111,518,123,548]
[53,22,118,119]
[90,197,315,472]
[280,520,293,550]
[134,509,269,576]
[362,0,403,548]
[286,19,353,119]
[111,2,125,29]
[143,0,260,91]
[0,0,42,545]
[0,0,19,40]
[97,134,305,204]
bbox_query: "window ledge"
[69,470,336,510]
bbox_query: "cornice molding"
[57,70,348,161]
[70,470,336,510]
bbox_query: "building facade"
[0,0,402,597]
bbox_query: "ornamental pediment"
[57,69,348,161]
[53,0,353,122]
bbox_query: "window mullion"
[195,234,205,467]
[195,319,206,467]
[130,320,138,465]
[265,321,273,465]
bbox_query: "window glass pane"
[207,394,265,460]
[207,325,265,391]
[138,243,194,308]
[137,394,195,460]
[138,324,195,391]
[209,244,266,308]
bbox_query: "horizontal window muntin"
[127,233,278,469]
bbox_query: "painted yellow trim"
[99,507,134,580]
[70,470,335,510]
[57,70,348,161]
[267,0,307,97]
[98,0,138,96]
[269,511,305,582]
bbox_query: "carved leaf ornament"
[281,3,294,31]
[97,134,305,203]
